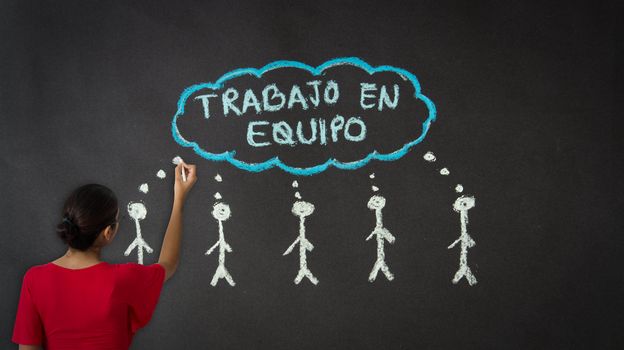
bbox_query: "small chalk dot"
[440,168,450,175]
[172,156,183,165]
[214,192,222,200]
[294,191,302,199]
[372,185,379,192]
[292,180,299,188]
[156,170,166,179]
[369,173,375,179]
[423,152,436,162]
[215,174,222,182]
[139,183,149,194]
[455,184,463,193]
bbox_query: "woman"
[12,161,197,350]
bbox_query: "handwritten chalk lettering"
[246,115,366,147]
[202,81,342,118]
[194,94,218,119]
[360,83,400,111]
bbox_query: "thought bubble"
[171,57,436,175]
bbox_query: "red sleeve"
[12,270,44,345]
[117,263,166,333]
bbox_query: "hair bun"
[56,215,81,245]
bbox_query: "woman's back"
[12,262,165,350]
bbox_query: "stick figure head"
[127,202,147,221]
[367,195,386,210]
[292,200,314,217]
[212,202,231,221]
[453,196,475,212]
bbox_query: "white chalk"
[138,183,149,194]
[455,184,463,193]
[215,174,222,182]
[366,195,395,282]
[156,170,166,179]
[423,152,436,162]
[172,156,186,182]
[214,192,222,200]
[440,168,450,175]
[295,191,302,199]
[292,180,299,188]
[369,173,375,179]
[372,185,379,192]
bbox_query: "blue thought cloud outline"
[171,57,437,176]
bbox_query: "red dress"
[12,262,166,349]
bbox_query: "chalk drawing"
[423,151,436,162]
[292,180,299,188]
[206,202,235,286]
[138,183,149,194]
[215,174,222,182]
[448,196,477,286]
[156,170,166,179]
[455,184,463,193]
[171,57,437,175]
[440,168,450,175]
[366,195,395,282]
[294,191,302,199]
[371,185,379,192]
[124,202,154,265]
[369,173,375,179]
[214,192,222,200]
[284,200,318,285]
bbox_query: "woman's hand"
[173,161,197,202]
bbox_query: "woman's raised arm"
[158,161,197,281]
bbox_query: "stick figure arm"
[303,239,314,251]
[224,242,233,252]
[205,241,219,255]
[383,229,395,244]
[447,238,461,249]
[366,231,375,241]
[283,237,300,256]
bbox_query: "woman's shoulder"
[22,262,54,279]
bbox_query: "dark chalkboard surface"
[1,1,621,349]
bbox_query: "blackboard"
[1,0,621,349]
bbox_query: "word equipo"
[247,115,366,147]
[193,80,400,147]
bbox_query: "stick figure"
[284,200,318,285]
[366,195,395,282]
[206,202,235,286]
[448,196,477,286]
[124,202,153,265]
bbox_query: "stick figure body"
[366,195,395,282]
[206,202,235,286]
[124,202,153,265]
[448,196,477,286]
[284,200,318,285]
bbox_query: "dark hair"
[56,184,119,251]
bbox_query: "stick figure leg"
[368,261,382,282]
[224,268,236,286]
[380,262,394,281]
